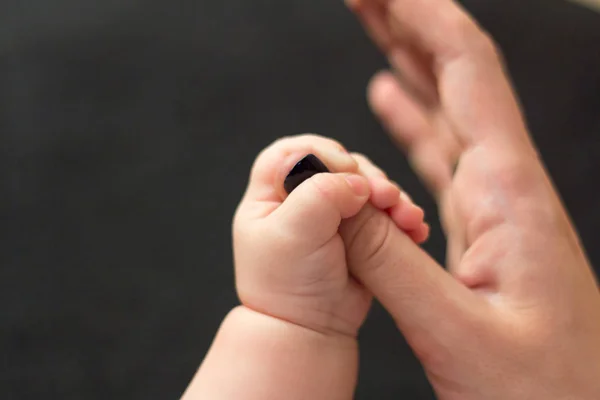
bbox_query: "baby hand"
[233,134,428,337]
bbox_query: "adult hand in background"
[341,0,600,399]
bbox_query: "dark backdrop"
[2,0,599,398]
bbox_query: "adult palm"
[341,1,600,399]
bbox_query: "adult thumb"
[339,206,485,362]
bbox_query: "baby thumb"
[269,156,370,250]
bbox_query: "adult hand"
[341,0,600,399]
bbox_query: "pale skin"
[183,136,429,400]
[183,0,600,399]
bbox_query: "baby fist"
[233,135,426,337]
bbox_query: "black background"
[2,0,600,399]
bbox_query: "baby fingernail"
[284,154,330,194]
[323,148,358,172]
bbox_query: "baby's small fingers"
[269,173,371,250]
[352,152,423,213]
[307,150,426,240]
[383,189,429,243]
[256,135,358,199]
[369,176,401,210]
[352,152,401,209]
[352,152,387,179]
[236,134,359,223]
[409,223,430,245]
[388,198,425,232]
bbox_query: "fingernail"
[323,148,358,172]
[345,175,369,197]
[284,154,330,194]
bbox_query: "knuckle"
[287,133,346,152]
[250,140,284,178]
[446,11,499,62]
[350,152,371,163]
[265,135,301,158]
[446,10,474,37]
[351,152,387,178]
[444,10,478,45]
[255,134,347,169]
[472,31,500,62]
[322,137,347,153]
[279,133,318,146]
[492,158,538,196]
[249,135,317,179]
[265,135,298,152]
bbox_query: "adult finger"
[340,205,487,359]
[382,0,532,147]
[368,71,453,195]
[347,0,438,107]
